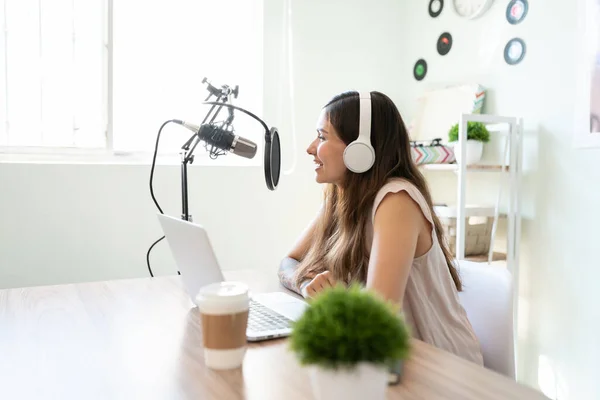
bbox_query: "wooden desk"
[0,270,546,400]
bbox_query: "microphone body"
[178,121,258,159]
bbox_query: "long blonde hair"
[294,91,462,291]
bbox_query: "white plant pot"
[451,140,484,165]
[308,363,388,400]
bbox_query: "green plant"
[448,121,490,143]
[289,284,411,370]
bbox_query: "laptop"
[157,213,308,342]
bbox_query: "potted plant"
[289,285,411,400]
[448,121,490,165]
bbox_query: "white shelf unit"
[454,113,522,279]
[421,113,523,276]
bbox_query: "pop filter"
[202,101,280,190]
[264,127,281,190]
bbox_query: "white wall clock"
[453,0,495,19]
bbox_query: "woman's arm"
[278,207,323,295]
[278,256,304,294]
[366,191,424,305]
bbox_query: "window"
[0,0,105,149]
[0,0,264,163]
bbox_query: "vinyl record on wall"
[429,0,444,18]
[504,38,526,65]
[414,59,428,81]
[437,32,453,55]
[506,0,528,25]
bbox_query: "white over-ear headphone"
[342,91,375,173]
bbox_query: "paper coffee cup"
[196,281,249,370]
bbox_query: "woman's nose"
[306,139,317,155]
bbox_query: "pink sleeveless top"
[365,178,484,365]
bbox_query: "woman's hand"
[301,271,341,298]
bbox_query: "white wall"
[397,1,600,399]
[0,0,410,287]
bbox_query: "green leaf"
[289,284,411,370]
[448,121,490,143]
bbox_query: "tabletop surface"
[0,269,547,400]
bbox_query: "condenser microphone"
[175,120,258,159]
[200,101,281,191]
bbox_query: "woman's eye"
[317,133,325,140]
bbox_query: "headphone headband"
[358,92,372,143]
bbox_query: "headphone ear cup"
[343,141,375,173]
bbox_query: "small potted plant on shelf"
[448,121,490,165]
[289,284,411,400]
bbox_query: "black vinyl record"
[504,38,526,65]
[506,0,528,25]
[264,127,280,191]
[437,32,453,56]
[429,0,444,18]
[414,59,428,81]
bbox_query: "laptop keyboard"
[248,299,292,332]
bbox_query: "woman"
[278,90,483,365]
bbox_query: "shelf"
[419,164,509,172]
[464,252,507,263]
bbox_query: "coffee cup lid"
[198,281,248,297]
[196,282,249,315]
